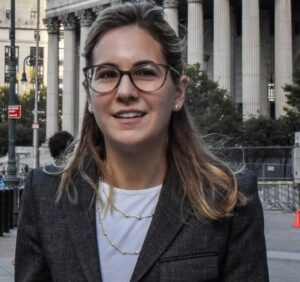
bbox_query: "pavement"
[0,210,300,282]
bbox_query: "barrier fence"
[258,181,300,211]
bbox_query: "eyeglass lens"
[87,63,168,94]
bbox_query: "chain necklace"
[97,207,144,256]
[97,180,160,255]
[101,185,155,220]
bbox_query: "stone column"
[187,0,203,66]
[76,9,94,130]
[275,0,292,117]
[60,14,77,135]
[44,17,60,140]
[242,0,260,118]
[213,0,231,93]
[163,0,179,35]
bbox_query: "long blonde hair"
[58,1,243,220]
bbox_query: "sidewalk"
[264,210,300,282]
[0,229,16,282]
[0,211,300,281]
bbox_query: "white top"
[96,181,162,282]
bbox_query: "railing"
[258,181,299,211]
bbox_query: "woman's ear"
[173,75,189,111]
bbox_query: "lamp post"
[5,0,18,185]
[267,76,275,119]
[21,55,35,83]
[4,0,19,227]
[32,0,40,168]
[21,1,40,168]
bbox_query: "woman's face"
[88,25,187,153]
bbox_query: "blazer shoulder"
[25,165,62,198]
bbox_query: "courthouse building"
[0,0,48,95]
[44,0,300,139]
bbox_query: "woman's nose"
[115,74,139,100]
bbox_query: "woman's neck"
[103,146,167,190]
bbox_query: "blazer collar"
[131,167,191,282]
[60,159,102,282]
[61,160,190,282]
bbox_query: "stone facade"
[44,0,300,138]
[0,0,48,95]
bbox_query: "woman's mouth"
[114,112,146,119]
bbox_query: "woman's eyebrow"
[132,60,156,67]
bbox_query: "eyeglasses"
[83,62,180,95]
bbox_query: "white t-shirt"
[96,181,162,282]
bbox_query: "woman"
[15,1,269,281]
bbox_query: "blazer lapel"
[131,170,191,282]
[61,161,102,282]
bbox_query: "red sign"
[8,105,21,119]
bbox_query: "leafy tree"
[17,85,47,146]
[184,64,242,147]
[282,68,300,144]
[0,86,9,156]
[0,85,47,156]
[241,116,290,163]
[0,85,8,122]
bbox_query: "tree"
[184,64,242,147]
[0,85,8,123]
[0,84,47,156]
[283,68,300,144]
[17,85,47,146]
[0,86,8,155]
[241,116,291,164]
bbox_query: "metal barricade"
[258,181,299,211]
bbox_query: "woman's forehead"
[91,25,166,66]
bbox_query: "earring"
[174,105,179,110]
[88,104,93,113]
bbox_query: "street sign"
[32,122,39,129]
[8,105,21,119]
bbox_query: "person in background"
[48,130,74,166]
[1,166,6,175]
[15,1,269,281]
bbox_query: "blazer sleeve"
[15,170,52,282]
[220,172,269,282]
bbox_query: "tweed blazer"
[15,161,269,282]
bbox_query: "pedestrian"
[15,1,269,281]
[1,166,6,175]
[48,130,74,166]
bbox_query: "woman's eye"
[95,69,118,80]
[134,68,158,77]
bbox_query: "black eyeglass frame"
[83,62,181,95]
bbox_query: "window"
[6,10,10,20]
[4,46,19,84]
[30,47,44,84]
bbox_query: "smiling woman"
[15,1,269,282]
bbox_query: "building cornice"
[45,0,110,19]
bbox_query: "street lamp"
[267,76,275,119]
[21,55,35,83]
[267,79,275,102]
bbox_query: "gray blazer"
[15,161,269,282]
